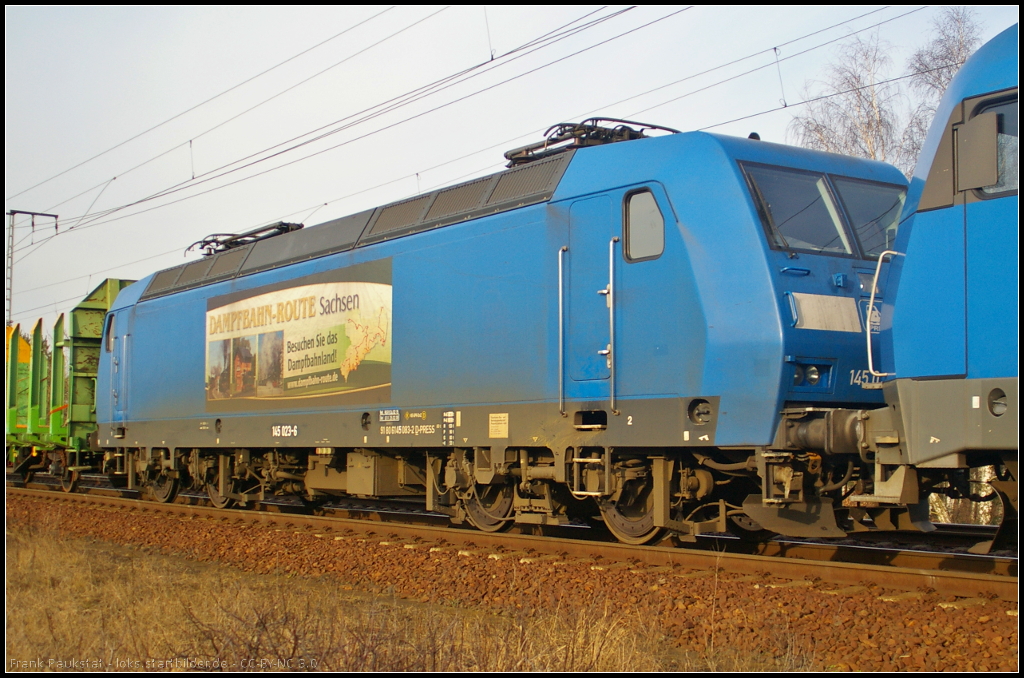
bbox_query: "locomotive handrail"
[784,291,799,327]
[558,245,568,417]
[866,249,904,378]
[609,237,620,415]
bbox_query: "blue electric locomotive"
[83,115,921,544]
[872,24,1018,549]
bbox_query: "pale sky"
[5,5,1018,332]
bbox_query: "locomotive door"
[568,195,614,383]
[107,309,131,432]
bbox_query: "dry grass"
[6,514,810,672]
[5,520,671,671]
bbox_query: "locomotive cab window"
[624,189,664,261]
[742,162,908,260]
[104,314,115,352]
[830,177,906,257]
[742,163,853,256]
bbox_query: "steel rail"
[7,486,1016,601]
[12,474,1002,548]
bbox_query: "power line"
[10,293,97,321]
[699,63,950,131]
[9,6,613,233]
[16,7,680,248]
[7,5,891,241]
[4,6,398,202]
[6,6,447,236]
[47,5,921,239]
[186,7,453,146]
[9,7,936,316]
[107,3,919,240]
[80,6,631,220]
[12,6,642,249]
[15,247,181,297]
[7,5,906,266]
[624,6,929,120]
[572,5,898,119]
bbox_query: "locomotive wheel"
[150,473,179,503]
[464,483,514,533]
[60,469,80,493]
[206,476,236,509]
[598,483,665,545]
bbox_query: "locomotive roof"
[139,150,575,301]
[137,126,907,304]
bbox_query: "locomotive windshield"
[741,162,906,259]
[831,177,905,257]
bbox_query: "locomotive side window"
[624,189,664,261]
[980,98,1018,195]
[830,177,906,257]
[742,163,853,256]
[104,314,115,352]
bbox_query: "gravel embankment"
[6,495,1017,671]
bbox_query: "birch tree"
[788,7,982,177]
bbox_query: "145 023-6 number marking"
[271,425,299,437]
[849,370,882,386]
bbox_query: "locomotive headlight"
[805,365,821,385]
[793,365,805,386]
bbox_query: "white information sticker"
[488,413,509,439]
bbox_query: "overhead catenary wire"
[9,6,942,319]
[67,6,636,225]
[11,292,105,319]
[27,3,924,244]
[8,4,905,251]
[4,6,398,203]
[9,5,920,308]
[15,247,181,296]
[699,63,952,131]
[9,6,647,251]
[6,5,452,231]
[9,6,616,233]
[10,5,629,243]
[12,5,684,251]
[570,5,898,120]
[623,5,929,119]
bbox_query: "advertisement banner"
[205,261,391,410]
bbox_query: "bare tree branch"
[788,8,982,178]
[908,7,983,105]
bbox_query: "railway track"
[6,481,1016,601]
[10,473,1008,553]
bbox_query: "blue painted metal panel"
[891,206,967,378]
[672,137,786,445]
[568,195,613,382]
[389,208,555,406]
[966,195,1019,378]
